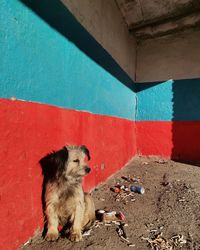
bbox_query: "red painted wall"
[0,99,136,250]
[136,121,200,162]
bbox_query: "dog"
[39,145,95,242]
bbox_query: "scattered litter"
[23,240,31,246]
[170,234,187,246]
[116,222,135,247]
[117,223,129,242]
[178,197,186,202]
[94,221,103,228]
[110,183,130,193]
[110,175,144,203]
[142,162,149,165]
[83,229,92,236]
[149,229,158,233]
[105,223,112,226]
[116,184,126,189]
[155,159,167,164]
[110,187,122,193]
[96,210,125,223]
[146,224,165,235]
[121,176,131,181]
[145,223,154,228]
[116,211,126,220]
[142,232,187,250]
[128,243,135,247]
[121,176,140,183]
[96,174,145,247]
[96,209,135,246]
[130,185,145,194]
[112,221,121,225]
[102,211,119,222]
[178,199,185,202]
[115,191,136,203]
[142,233,171,250]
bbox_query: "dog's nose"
[85,166,91,173]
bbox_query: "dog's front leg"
[69,204,84,242]
[45,204,59,241]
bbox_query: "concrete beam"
[116,0,200,30]
[135,12,200,40]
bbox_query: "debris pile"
[116,222,135,247]
[142,232,187,250]
[96,210,125,223]
[109,175,145,203]
[95,209,135,247]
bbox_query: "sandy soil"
[21,157,200,250]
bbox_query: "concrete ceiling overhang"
[116,0,200,39]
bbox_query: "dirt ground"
[21,156,200,250]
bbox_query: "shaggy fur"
[39,145,95,242]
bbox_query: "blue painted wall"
[136,79,200,121]
[0,0,136,120]
[2,1,199,123]
[136,80,173,121]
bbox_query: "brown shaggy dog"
[39,145,95,242]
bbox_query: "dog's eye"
[73,159,79,163]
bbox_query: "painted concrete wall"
[136,79,200,121]
[1,1,200,249]
[136,30,200,82]
[1,0,136,119]
[135,30,200,162]
[136,77,200,162]
[0,1,136,249]
[0,99,136,250]
[62,0,136,81]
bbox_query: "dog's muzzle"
[85,166,91,173]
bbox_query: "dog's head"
[39,145,91,181]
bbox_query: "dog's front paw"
[69,232,82,242]
[45,229,59,241]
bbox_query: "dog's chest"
[56,187,85,224]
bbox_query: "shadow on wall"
[19,0,135,91]
[172,79,200,164]
[136,78,200,164]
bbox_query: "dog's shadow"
[39,153,51,238]
[39,151,73,239]
[39,152,62,238]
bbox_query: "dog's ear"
[39,147,68,179]
[53,147,68,169]
[80,145,91,160]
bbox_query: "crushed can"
[130,185,145,194]
[116,211,126,220]
[121,176,131,181]
[110,187,121,193]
